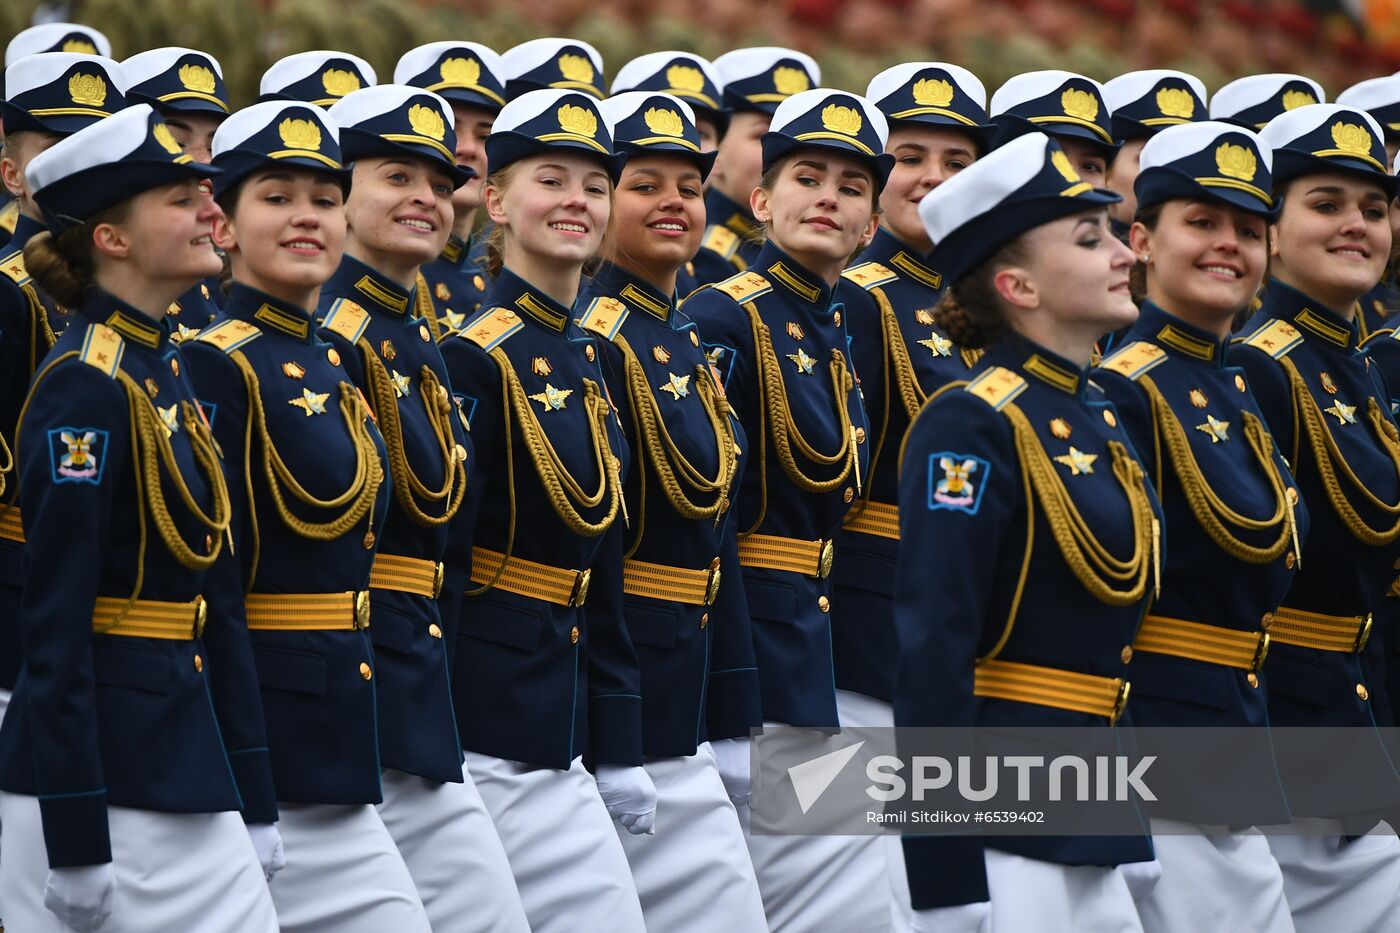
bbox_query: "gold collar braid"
[416,272,446,340]
[1140,375,1299,565]
[1282,356,1400,545]
[358,340,466,528]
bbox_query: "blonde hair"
[483,158,615,280]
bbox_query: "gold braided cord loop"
[359,340,466,527]
[616,334,737,520]
[873,286,926,421]
[0,431,11,499]
[1139,375,1295,564]
[1003,403,1157,606]
[1282,357,1400,545]
[415,272,445,341]
[230,351,383,541]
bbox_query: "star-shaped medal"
[158,404,180,437]
[1195,414,1230,443]
[1053,446,1098,476]
[391,369,413,398]
[444,309,465,331]
[787,348,816,375]
[660,372,691,399]
[528,383,574,412]
[1324,400,1357,425]
[918,332,953,357]
[290,388,330,416]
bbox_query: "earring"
[1139,254,1151,263]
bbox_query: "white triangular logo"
[788,740,865,814]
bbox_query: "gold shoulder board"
[0,249,29,288]
[195,319,262,354]
[77,323,124,378]
[321,298,372,345]
[702,224,740,260]
[576,296,628,342]
[1242,319,1303,360]
[460,308,524,351]
[964,366,1027,411]
[716,270,773,304]
[841,261,897,291]
[1099,341,1167,381]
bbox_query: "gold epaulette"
[77,323,124,378]
[195,318,262,354]
[841,261,897,290]
[459,307,524,351]
[701,224,740,260]
[964,366,1027,411]
[715,270,773,304]
[576,296,628,342]
[0,248,29,288]
[1099,341,1167,381]
[321,298,372,344]
[1241,319,1304,360]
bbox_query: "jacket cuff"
[39,791,112,868]
[902,836,989,909]
[589,694,643,766]
[706,667,762,740]
[228,747,279,825]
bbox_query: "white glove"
[44,863,115,932]
[247,823,286,881]
[595,764,658,835]
[910,902,991,933]
[1117,858,1163,901]
[709,738,751,806]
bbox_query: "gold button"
[170,358,181,377]
[1287,487,1299,506]
[570,626,580,645]
[193,654,203,673]
[1261,612,1273,630]
[1235,374,1247,393]
[1285,552,1296,569]
[454,443,467,462]
[833,311,842,327]
[1120,645,1133,664]
[473,274,486,291]
[420,324,431,342]
[359,662,373,681]
[690,332,700,347]
[363,531,375,549]
[854,427,866,444]
[201,284,210,299]
[585,345,595,362]
[843,487,854,503]
[204,534,214,554]
[429,623,443,639]
[1247,672,1259,688]
[328,348,342,366]
[1102,410,1117,428]
[818,596,830,613]
[1357,683,1370,701]
[700,613,709,630]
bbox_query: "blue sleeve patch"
[928,452,990,514]
[702,342,738,389]
[454,392,478,431]
[49,427,110,485]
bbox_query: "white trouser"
[743,721,894,933]
[1134,819,1293,933]
[463,751,646,933]
[376,767,529,932]
[985,849,1142,933]
[1265,818,1400,933]
[0,793,277,933]
[615,743,768,931]
[837,688,912,932]
[270,802,430,933]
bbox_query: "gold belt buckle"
[570,568,592,607]
[818,539,835,578]
[433,561,445,599]
[704,557,722,605]
[1252,631,1271,673]
[1356,614,1373,653]
[354,590,371,629]
[1109,679,1131,726]
[193,595,208,639]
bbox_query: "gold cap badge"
[153,123,183,155]
[1330,121,1373,157]
[409,103,447,141]
[1061,88,1099,122]
[822,104,862,137]
[558,103,598,138]
[278,117,322,151]
[913,77,955,108]
[1051,148,1082,183]
[1215,142,1257,181]
[1281,89,1316,111]
[644,107,683,137]
[1155,86,1195,119]
[440,57,481,88]
[321,68,361,98]
[558,53,594,85]
[773,66,810,96]
[68,73,107,107]
[61,38,97,54]
[179,64,217,94]
[666,64,705,93]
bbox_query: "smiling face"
[882,124,978,252]
[215,167,347,307]
[94,178,224,303]
[608,153,705,291]
[1133,198,1267,334]
[449,102,496,220]
[752,149,879,282]
[487,151,612,277]
[1272,171,1392,313]
[163,110,224,165]
[344,155,454,284]
[709,111,769,207]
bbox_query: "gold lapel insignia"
[200,283,211,300]
[532,357,553,377]
[1324,400,1357,425]
[283,361,306,379]
[1196,414,1230,443]
[144,378,159,398]
[1234,374,1247,393]
[381,339,397,361]
[391,369,413,398]
[1320,371,1338,394]
[915,309,935,325]
[1189,388,1209,409]
[167,301,181,317]
[1049,418,1072,440]
[290,388,330,416]
[833,310,842,327]
[528,383,574,412]
[653,345,672,364]
[176,324,198,341]
[419,324,432,342]
[473,274,486,291]
[787,347,817,375]
[1053,446,1098,476]
[660,372,691,399]
[918,332,953,357]
[690,332,700,347]
[327,348,341,367]
[158,404,181,437]
[435,283,451,301]
[786,321,805,341]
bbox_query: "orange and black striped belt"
[974,658,1130,724]
[1134,614,1269,672]
[842,501,900,540]
[471,547,591,607]
[93,595,207,640]
[370,553,444,599]
[1265,606,1371,653]
[623,556,722,606]
[245,591,370,631]
[737,533,835,578]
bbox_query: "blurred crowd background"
[4,0,1400,107]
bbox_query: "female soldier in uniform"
[897,132,1158,933]
[0,103,279,933]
